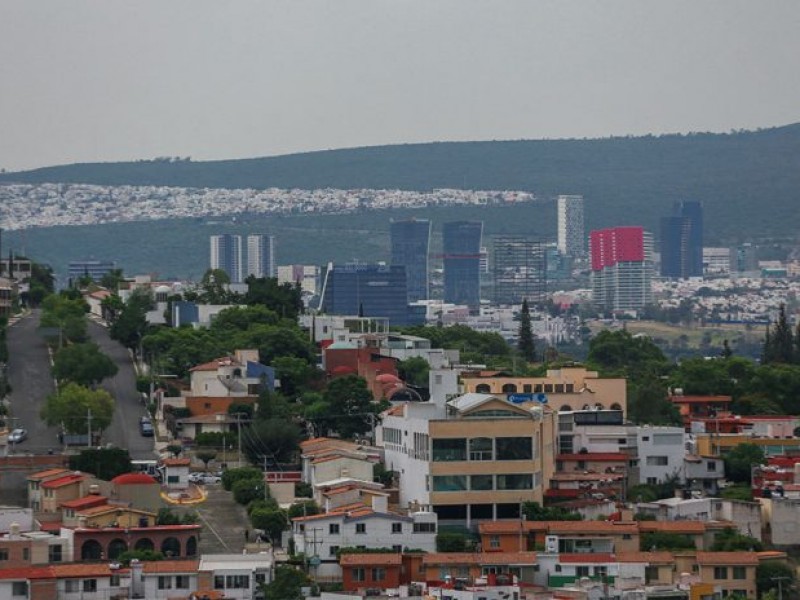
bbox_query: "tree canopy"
[42,383,114,434]
[52,342,118,386]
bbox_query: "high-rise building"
[246,234,276,279]
[68,260,116,284]
[442,221,483,310]
[730,243,759,274]
[557,195,585,258]
[493,237,547,305]
[319,262,420,326]
[590,226,653,312]
[390,219,431,302]
[209,234,243,283]
[660,200,703,278]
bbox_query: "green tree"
[99,268,125,291]
[117,549,164,565]
[109,288,153,353]
[640,532,695,551]
[397,356,430,388]
[244,277,304,320]
[710,527,762,551]
[522,502,581,521]
[323,376,378,439]
[232,478,266,505]
[272,356,317,396]
[195,449,218,471]
[756,561,796,597]
[221,467,263,491]
[517,299,536,362]
[628,378,681,426]
[763,304,795,364]
[436,531,469,552]
[261,565,310,600]
[52,342,118,386]
[210,305,280,333]
[287,501,320,520]
[43,383,114,434]
[250,508,288,544]
[588,329,669,380]
[242,419,301,465]
[724,443,765,484]
[198,268,235,304]
[68,448,132,480]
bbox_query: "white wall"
[636,427,686,485]
[142,574,198,599]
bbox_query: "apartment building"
[379,389,556,527]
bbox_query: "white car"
[201,474,221,485]
[187,472,205,484]
[9,428,27,444]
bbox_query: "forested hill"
[2,123,800,239]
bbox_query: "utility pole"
[772,576,790,600]
[263,455,269,501]
[86,409,92,449]
[235,412,243,468]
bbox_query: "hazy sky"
[1,1,798,171]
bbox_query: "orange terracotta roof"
[550,473,625,482]
[143,560,200,574]
[639,521,705,534]
[544,521,638,535]
[60,496,108,510]
[189,591,226,600]
[423,552,536,565]
[28,468,70,481]
[479,521,539,534]
[695,552,758,566]
[162,458,191,466]
[190,356,241,372]
[340,553,402,566]
[757,551,788,561]
[557,453,629,461]
[51,563,112,578]
[0,566,55,580]
[669,395,732,404]
[559,553,615,564]
[42,474,85,489]
[616,552,674,564]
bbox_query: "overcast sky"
[1,1,798,171]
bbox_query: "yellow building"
[461,367,626,415]
[694,433,800,457]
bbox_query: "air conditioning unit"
[545,535,559,553]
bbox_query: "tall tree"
[52,342,118,387]
[517,299,536,362]
[772,304,795,364]
[42,383,114,434]
[323,376,378,439]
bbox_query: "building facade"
[442,221,483,310]
[557,195,585,258]
[246,234,275,279]
[67,260,116,284]
[590,226,653,312]
[492,237,547,305]
[209,234,243,283]
[660,200,703,278]
[390,219,431,303]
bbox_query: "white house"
[162,458,191,490]
[292,501,437,580]
[635,426,686,486]
[197,553,273,600]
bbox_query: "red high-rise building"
[590,227,653,312]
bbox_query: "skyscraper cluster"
[209,234,275,283]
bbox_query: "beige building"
[380,392,556,526]
[461,366,626,415]
[695,552,758,598]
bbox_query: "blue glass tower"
[390,219,431,303]
[442,221,483,309]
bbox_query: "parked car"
[9,428,27,444]
[188,472,205,484]
[201,474,221,485]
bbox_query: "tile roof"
[557,453,629,461]
[60,495,108,510]
[0,566,55,580]
[531,521,638,535]
[695,552,759,566]
[143,560,201,574]
[559,553,616,564]
[422,552,536,565]
[670,395,732,404]
[616,552,674,564]
[639,521,706,534]
[51,563,113,578]
[41,474,85,489]
[28,468,70,481]
[340,553,402,566]
[550,473,625,482]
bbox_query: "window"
[167,475,179,484]
[732,566,747,580]
[22,548,29,561]
[641,436,650,442]
[594,566,608,578]
[576,566,590,577]
[496,437,532,460]
[469,437,493,461]
[707,461,717,471]
[566,384,574,393]
[65,580,80,592]
[329,523,340,535]
[647,477,658,485]
[392,523,402,534]
[11,582,27,597]
[176,575,190,589]
[352,568,366,582]
[49,545,63,562]
[83,579,98,592]
[713,567,728,580]
[158,576,173,590]
[646,456,669,466]
[414,522,436,533]
[214,575,225,589]
[523,384,532,393]
[226,575,250,589]
[645,566,659,583]
[330,546,340,556]
[371,567,386,581]
[111,574,121,587]
[255,573,267,586]
[356,523,366,534]
[432,475,467,492]
[490,535,500,549]
[0,549,7,561]
[471,474,494,490]
[432,438,466,462]
[496,474,533,490]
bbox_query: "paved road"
[87,320,156,460]
[5,310,62,454]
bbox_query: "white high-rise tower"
[557,195,585,258]
[210,234,243,283]
[247,234,276,279]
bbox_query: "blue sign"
[507,393,548,404]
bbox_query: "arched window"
[186,536,198,556]
[233,368,242,377]
[475,384,491,394]
[560,405,572,412]
[595,403,604,410]
[610,403,622,411]
[81,540,103,560]
[107,538,128,560]
[161,537,181,557]
[134,538,154,552]
[501,384,518,394]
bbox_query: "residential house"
[695,552,758,599]
[195,554,273,600]
[340,553,403,592]
[420,552,538,585]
